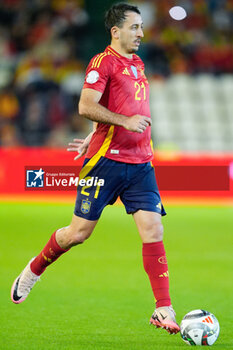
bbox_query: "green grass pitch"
[0,201,232,350]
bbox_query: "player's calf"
[56,215,97,249]
[56,226,92,248]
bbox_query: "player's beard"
[122,42,139,54]
[129,40,140,53]
[130,46,138,53]
[120,36,140,54]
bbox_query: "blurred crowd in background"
[0,0,232,147]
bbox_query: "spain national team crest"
[131,65,137,78]
[81,199,91,214]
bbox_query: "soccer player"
[11,3,180,334]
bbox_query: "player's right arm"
[79,88,151,133]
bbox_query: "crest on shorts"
[81,199,91,214]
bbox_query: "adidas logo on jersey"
[122,68,130,75]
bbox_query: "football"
[180,309,220,346]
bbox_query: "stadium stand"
[151,74,233,152]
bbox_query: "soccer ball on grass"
[180,309,220,346]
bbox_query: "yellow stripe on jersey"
[79,125,115,180]
[93,53,104,68]
[107,47,121,58]
[91,50,114,69]
[96,53,107,68]
[91,55,100,68]
[150,139,154,168]
[150,139,154,153]
[92,52,106,68]
[91,53,104,68]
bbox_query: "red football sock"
[142,241,171,308]
[30,231,69,276]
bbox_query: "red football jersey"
[83,45,153,164]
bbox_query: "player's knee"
[153,222,164,241]
[68,229,91,246]
[58,226,92,248]
[144,221,164,242]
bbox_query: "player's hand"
[67,132,94,160]
[123,114,151,133]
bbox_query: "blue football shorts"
[74,157,166,220]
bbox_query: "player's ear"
[111,26,120,40]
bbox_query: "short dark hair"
[105,3,141,36]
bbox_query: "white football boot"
[11,258,40,304]
[150,305,180,334]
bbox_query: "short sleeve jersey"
[83,46,153,164]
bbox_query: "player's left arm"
[67,122,97,160]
